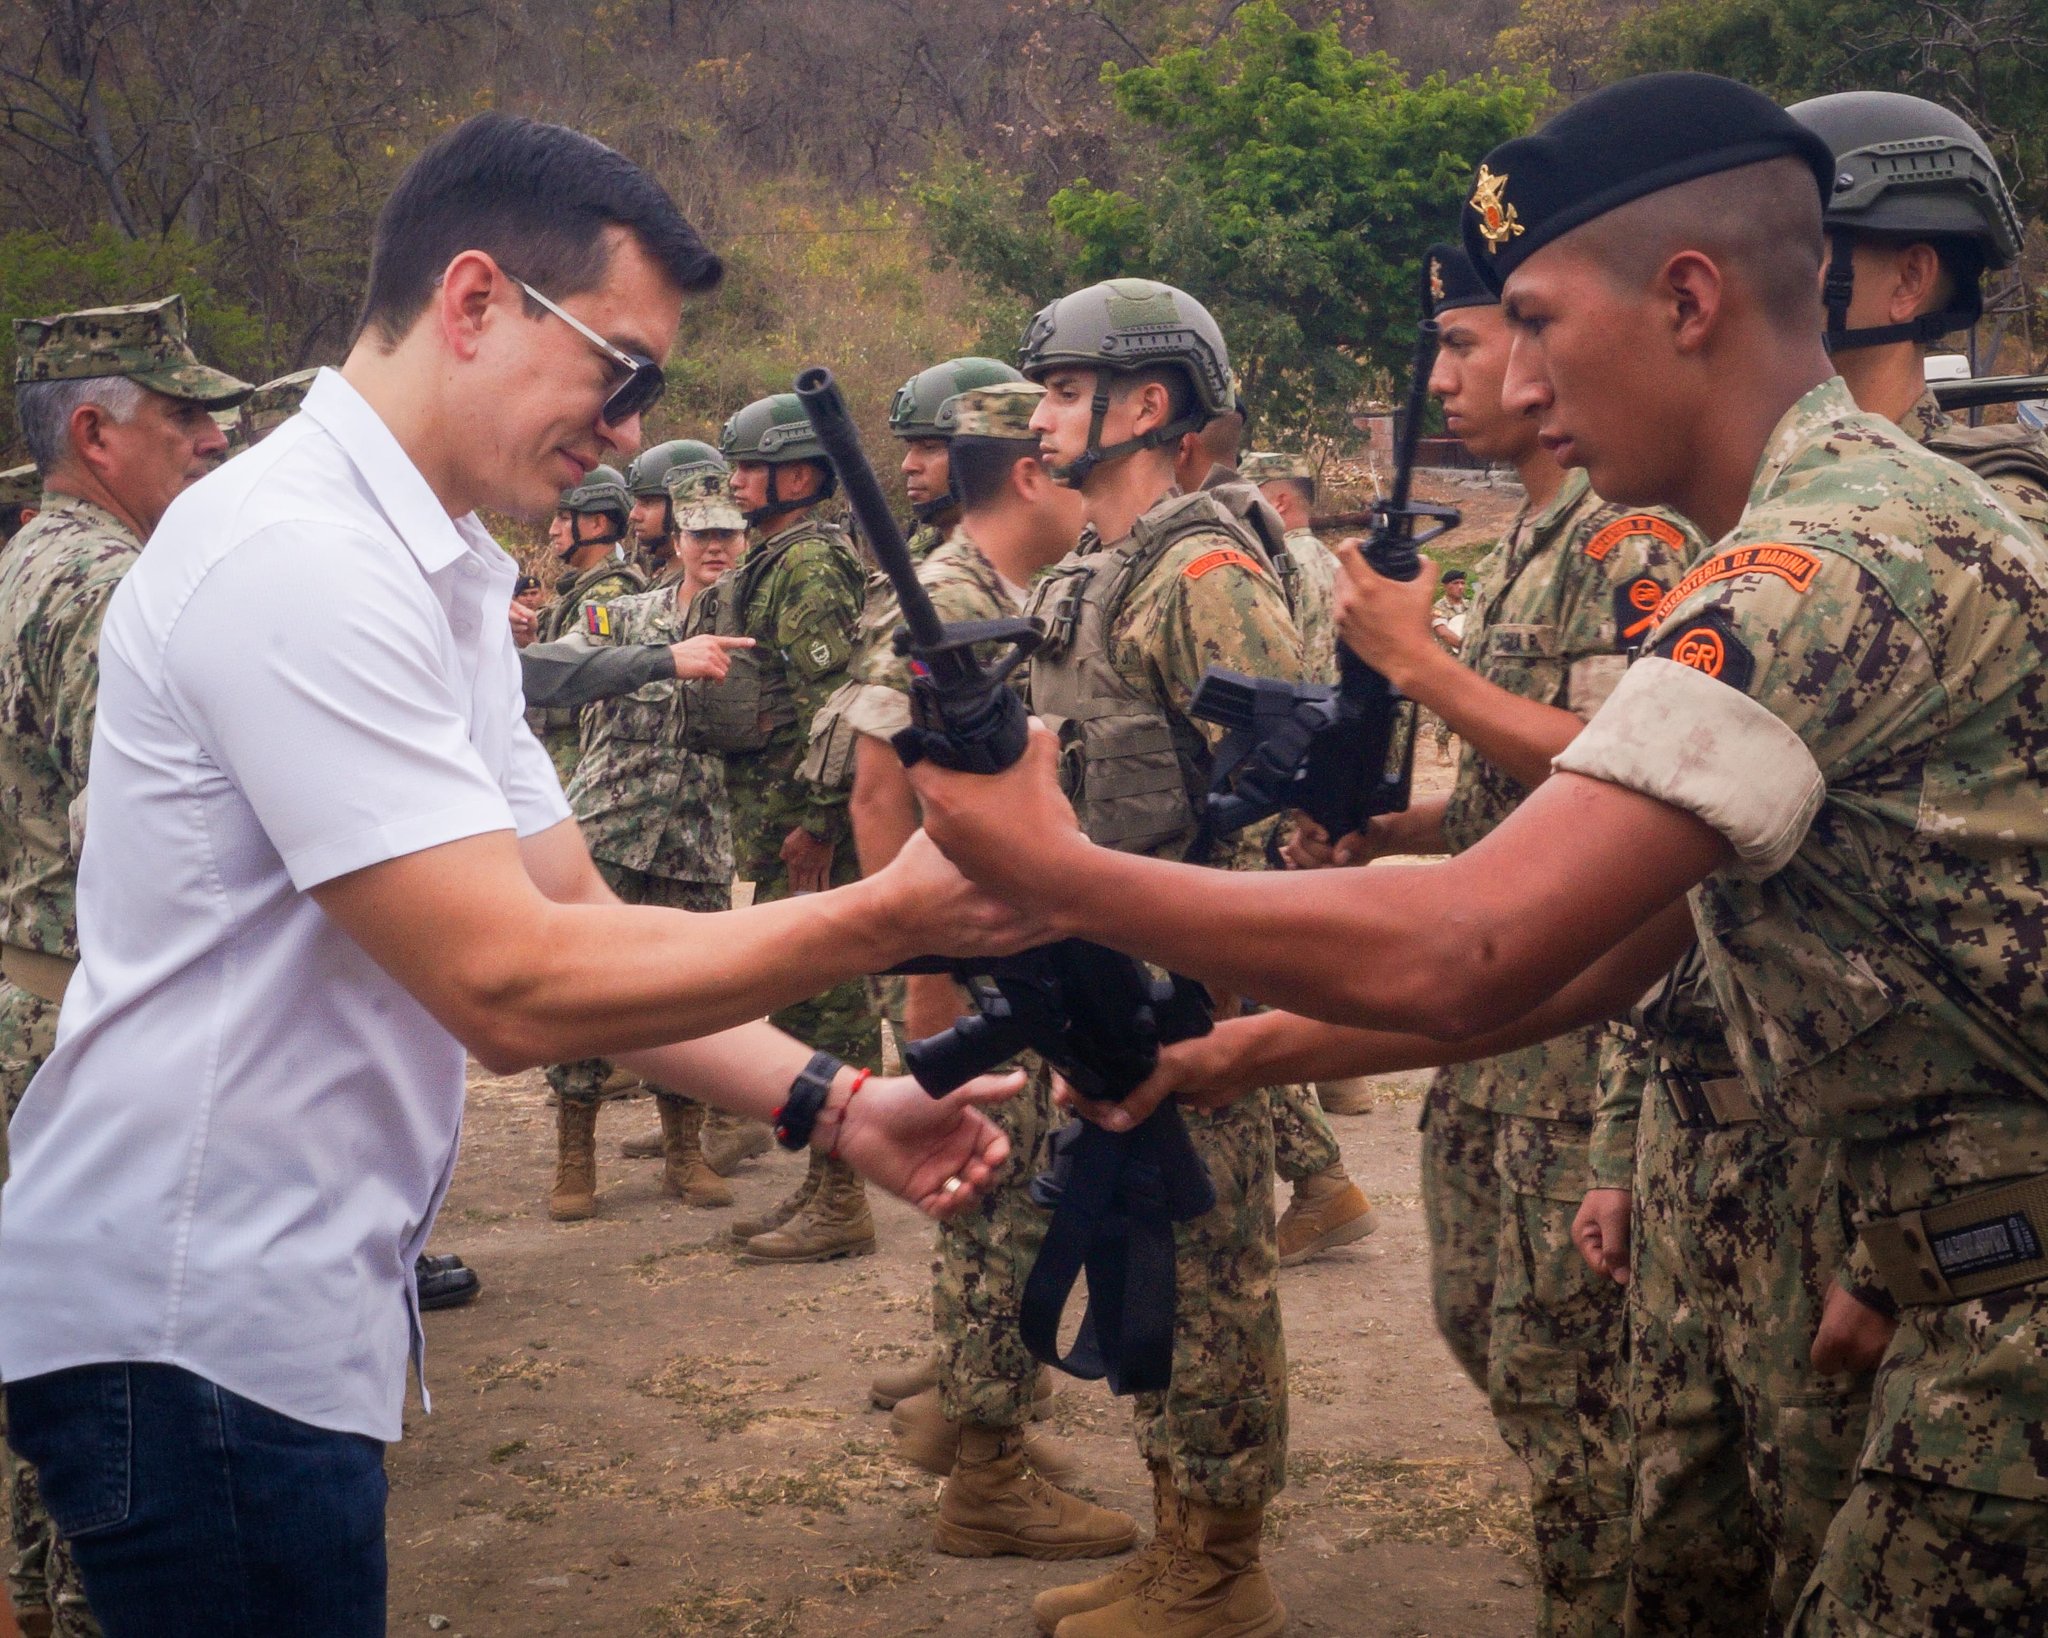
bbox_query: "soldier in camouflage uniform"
[1240,449,1339,685]
[543,469,753,1221]
[1000,280,1298,1638]
[823,382,1136,1562]
[624,438,723,578]
[0,294,247,1638]
[1166,426,1378,1266]
[1299,242,1694,1636]
[1,464,38,545]
[1574,89,2048,1638]
[688,393,877,1263]
[237,368,317,446]
[526,464,646,780]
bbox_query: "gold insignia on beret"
[1429,257,1446,302]
[1470,165,1524,253]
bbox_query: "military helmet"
[719,393,827,465]
[1787,91,2021,353]
[1017,279,1234,420]
[628,438,724,497]
[561,464,631,518]
[889,357,1025,439]
[1789,91,2021,268]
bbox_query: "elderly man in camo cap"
[1,292,247,1638]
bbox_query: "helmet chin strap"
[741,462,808,528]
[911,491,959,525]
[1049,379,1203,489]
[1822,228,1984,355]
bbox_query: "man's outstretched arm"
[908,725,1729,1035]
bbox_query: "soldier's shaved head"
[1567,157,1825,337]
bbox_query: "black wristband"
[773,1051,844,1151]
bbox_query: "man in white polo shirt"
[0,113,1031,1637]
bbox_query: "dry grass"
[654,1437,909,1518]
[467,1348,570,1393]
[1282,1451,1534,1564]
[631,1352,837,1439]
[644,1579,806,1638]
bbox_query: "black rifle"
[794,367,1217,1396]
[1931,373,2048,413]
[1188,287,1459,840]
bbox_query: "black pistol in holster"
[795,366,1216,1396]
[1188,279,1459,842]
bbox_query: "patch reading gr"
[1652,543,1823,624]
[1613,576,1667,649]
[1931,1211,2043,1280]
[1652,607,1754,691]
[1584,513,1688,563]
[1181,547,1262,582]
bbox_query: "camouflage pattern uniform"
[0,495,134,1638]
[527,550,646,781]
[544,580,736,1109]
[1552,378,2048,1636]
[1423,466,1693,1636]
[1023,489,1304,1511]
[842,522,1058,1427]
[1,295,244,1638]
[695,513,875,1067]
[1593,961,1870,1636]
[1597,381,2048,1637]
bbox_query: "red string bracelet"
[827,1068,871,1159]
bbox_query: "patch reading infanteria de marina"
[1583,513,1689,563]
[1182,547,1262,582]
[1652,543,1822,623]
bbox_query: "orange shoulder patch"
[1182,547,1262,581]
[1584,512,1689,562]
[1650,542,1824,624]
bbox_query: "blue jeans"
[5,1362,387,1637]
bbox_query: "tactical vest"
[1026,490,1282,860]
[1920,417,2048,493]
[680,521,848,754]
[529,554,646,737]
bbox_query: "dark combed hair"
[950,435,1035,511]
[357,112,723,345]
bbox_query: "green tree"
[921,2,1542,440]
[1612,0,2048,219]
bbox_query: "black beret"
[1461,72,1836,292]
[1425,242,1494,315]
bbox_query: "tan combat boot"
[934,1424,1137,1560]
[1277,1161,1379,1267]
[727,1146,820,1243]
[870,1350,942,1410]
[1056,1498,1284,1638]
[1313,1075,1377,1116]
[702,1108,773,1176]
[891,1382,1075,1483]
[1033,1462,1182,1635]
[549,1100,600,1221]
[738,1155,875,1263]
[619,1124,663,1159]
[658,1095,733,1209]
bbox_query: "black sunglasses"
[512,276,667,425]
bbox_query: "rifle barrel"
[1930,374,2048,413]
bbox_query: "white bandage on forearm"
[1554,656,1824,878]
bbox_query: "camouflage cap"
[950,382,1045,441]
[240,367,319,444]
[1240,450,1312,482]
[12,294,250,408]
[0,463,39,510]
[665,465,745,532]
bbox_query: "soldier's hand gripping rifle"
[1188,281,1459,842]
[794,367,1216,1396]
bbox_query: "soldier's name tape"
[1859,1172,2048,1306]
[0,943,75,1007]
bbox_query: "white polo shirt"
[0,370,570,1441]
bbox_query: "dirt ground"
[385,745,1542,1638]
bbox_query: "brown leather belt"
[1859,1173,2048,1306]
[0,943,74,1007]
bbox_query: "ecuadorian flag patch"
[585,603,613,638]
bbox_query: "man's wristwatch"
[773,1051,844,1151]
